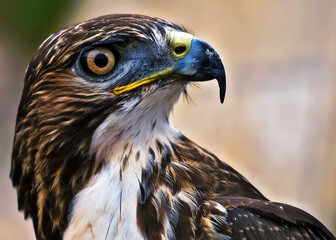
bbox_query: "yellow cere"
[169,31,193,58]
[113,31,193,95]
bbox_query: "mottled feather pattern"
[13,71,126,239]
[10,14,335,240]
[11,14,183,239]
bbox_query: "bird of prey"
[11,14,334,240]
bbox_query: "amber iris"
[85,48,115,75]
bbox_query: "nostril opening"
[174,46,187,55]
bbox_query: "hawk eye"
[82,47,115,75]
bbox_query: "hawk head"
[11,14,225,239]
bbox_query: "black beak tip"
[220,91,225,104]
[216,72,226,104]
[219,81,226,104]
[209,51,226,104]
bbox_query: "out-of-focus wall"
[1,1,335,239]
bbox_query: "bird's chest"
[63,159,145,240]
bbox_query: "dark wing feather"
[209,197,335,240]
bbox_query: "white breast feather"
[64,85,183,240]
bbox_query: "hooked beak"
[113,31,226,103]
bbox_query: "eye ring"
[83,47,115,75]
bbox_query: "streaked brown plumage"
[11,14,334,240]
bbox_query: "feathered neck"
[64,99,182,239]
[90,83,184,164]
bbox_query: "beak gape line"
[113,31,226,103]
[113,67,174,95]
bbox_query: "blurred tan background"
[0,0,335,239]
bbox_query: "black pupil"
[94,53,108,68]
